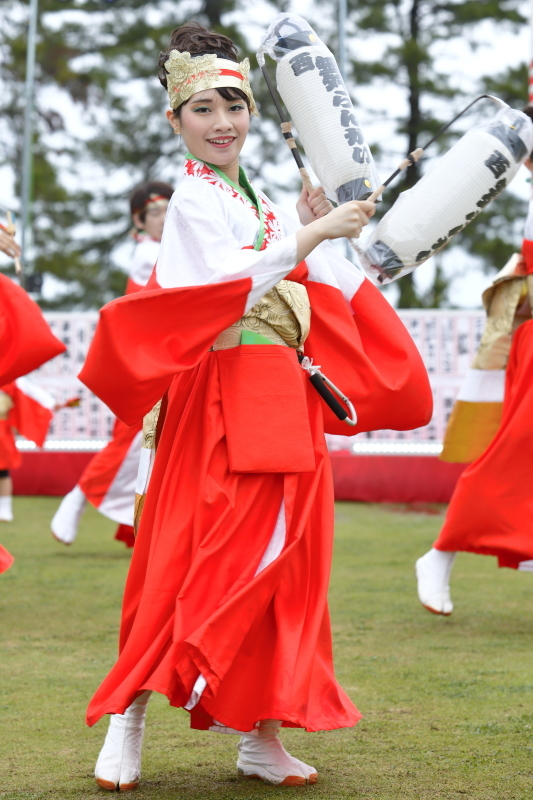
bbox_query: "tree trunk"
[398,0,422,308]
[202,0,223,28]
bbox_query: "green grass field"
[1,498,532,800]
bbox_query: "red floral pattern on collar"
[184,158,282,248]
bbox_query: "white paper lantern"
[359,106,533,284]
[257,14,380,203]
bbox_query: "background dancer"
[51,181,173,547]
[0,226,65,569]
[80,22,432,792]
[0,229,22,559]
[0,377,56,522]
[127,182,171,294]
[416,139,533,616]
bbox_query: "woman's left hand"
[0,228,21,259]
[296,186,334,226]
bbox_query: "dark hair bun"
[158,21,239,90]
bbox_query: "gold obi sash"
[212,279,311,351]
[141,398,162,450]
[440,253,533,463]
[473,255,533,371]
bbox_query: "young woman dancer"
[80,22,432,791]
[51,182,173,547]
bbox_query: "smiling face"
[166,88,250,181]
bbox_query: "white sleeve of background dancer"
[130,239,160,287]
[155,181,299,311]
[15,376,56,409]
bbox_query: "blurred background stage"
[12,308,478,503]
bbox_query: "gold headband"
[164,51,258,115]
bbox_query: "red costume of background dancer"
[416,145,533,615]
[0,255,66,569]
[50,182,173,547]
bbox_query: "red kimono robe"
[80,158,432,732]
[434,212,533,569]
[73,239,159,548]
[0,274,65,386]
[0,274,65,573]
[0,378,55,471]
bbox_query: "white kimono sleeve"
[155,179,299,311]
[266,198,365,303]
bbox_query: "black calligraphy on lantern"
[484,150,510,180]
[289,52,315,77]
[344,127,365,147]
[340,109,357,128]
[352,147,371,164]
[333,90,351,108]
[315,56,342,92]
[290,52,373,172]
[414,176,508,264]
[477,177,507,209]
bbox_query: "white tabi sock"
[0,496,13,522]
[50,485,87,545]
[237,719,318,786]
[416,547,457,615]
[94,690,151,792]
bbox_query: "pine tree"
[345,0,527,307]
[0,0,294,308]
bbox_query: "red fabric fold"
[304,279,433,434]
[114,524,135,549]
[435,319,533,567]
[5,383,53,448]
[0,544,14,575]
[78,280,252,426]
[0,382,53,470]
[83,274,431,733]
[0,274,66,385]
[79,418,141,508]
[521,238,533,275]
[86,357,361,732]
[79,276,432,436]
[125,277,144,295]
[0,419,21,470]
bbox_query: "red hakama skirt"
[435,320,533,568]
[82,275,432,731]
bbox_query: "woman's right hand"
[317,200,375,241]
[295,199,375,263]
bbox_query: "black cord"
[381,95,498,191]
